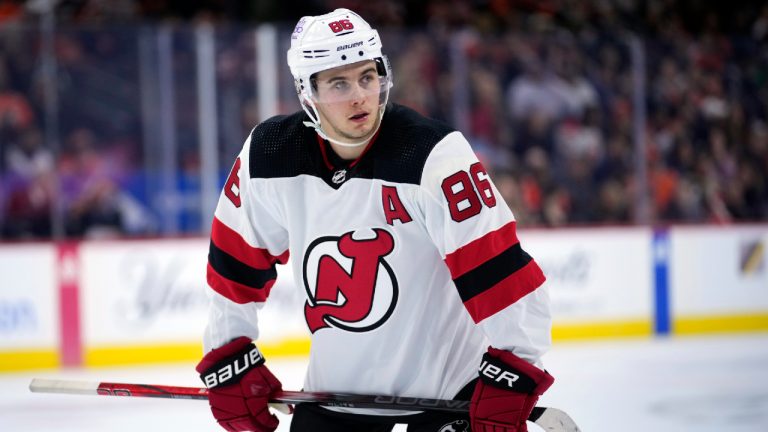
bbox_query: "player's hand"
[196,337,282,432]
[470,347,554,432]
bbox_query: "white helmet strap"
[300,98,386,148]
[303,121,372,148]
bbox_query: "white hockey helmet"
[287,8,393,147]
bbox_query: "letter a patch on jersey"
[382,185,412,225]
[303,228,398,333]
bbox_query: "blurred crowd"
[0,0,766,239]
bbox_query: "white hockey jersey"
[203,103,551,415]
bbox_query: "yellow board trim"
[0,349,59,372]
[83,337,313,368]
[84,342,204,367]
[552,319,653,341]
[674,313,768,335]
[260,337,311,358]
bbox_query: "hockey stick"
[29,378,580,431]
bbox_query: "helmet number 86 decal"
[328,19,354,33]
[441,162,497,222]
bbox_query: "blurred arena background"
[0,0,767,430]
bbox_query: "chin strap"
[298,80,390,149]
[302,121,371,148]
[302,103,385,148]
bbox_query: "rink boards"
[1,225,767,371]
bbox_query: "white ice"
[1,333,767,431]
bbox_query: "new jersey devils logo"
[303,228,398,333]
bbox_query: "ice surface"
[2,334,767,431]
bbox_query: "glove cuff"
[480,347,554,395]
[197,337,266,389]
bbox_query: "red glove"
[196,337,282,432]
[470,347,554,432]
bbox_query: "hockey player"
[196,8,554,432]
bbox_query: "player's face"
[312,60,383,143]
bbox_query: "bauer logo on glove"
[200,343,265,388]
[477,351,538,393]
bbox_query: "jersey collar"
[315,128,381,172]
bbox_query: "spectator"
[0,56,34,133]
[662,175,707,222]
[1,126,54,238]
[506,51,568,124]
[58,127,155,238]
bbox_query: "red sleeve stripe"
[211,216,288,269]
[463,260,545,323]
[444,221,520,279]
[207,263,275,304]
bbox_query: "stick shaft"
[29,378,471,412]
[29,378,582,431]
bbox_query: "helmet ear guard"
[374,56,393,105]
